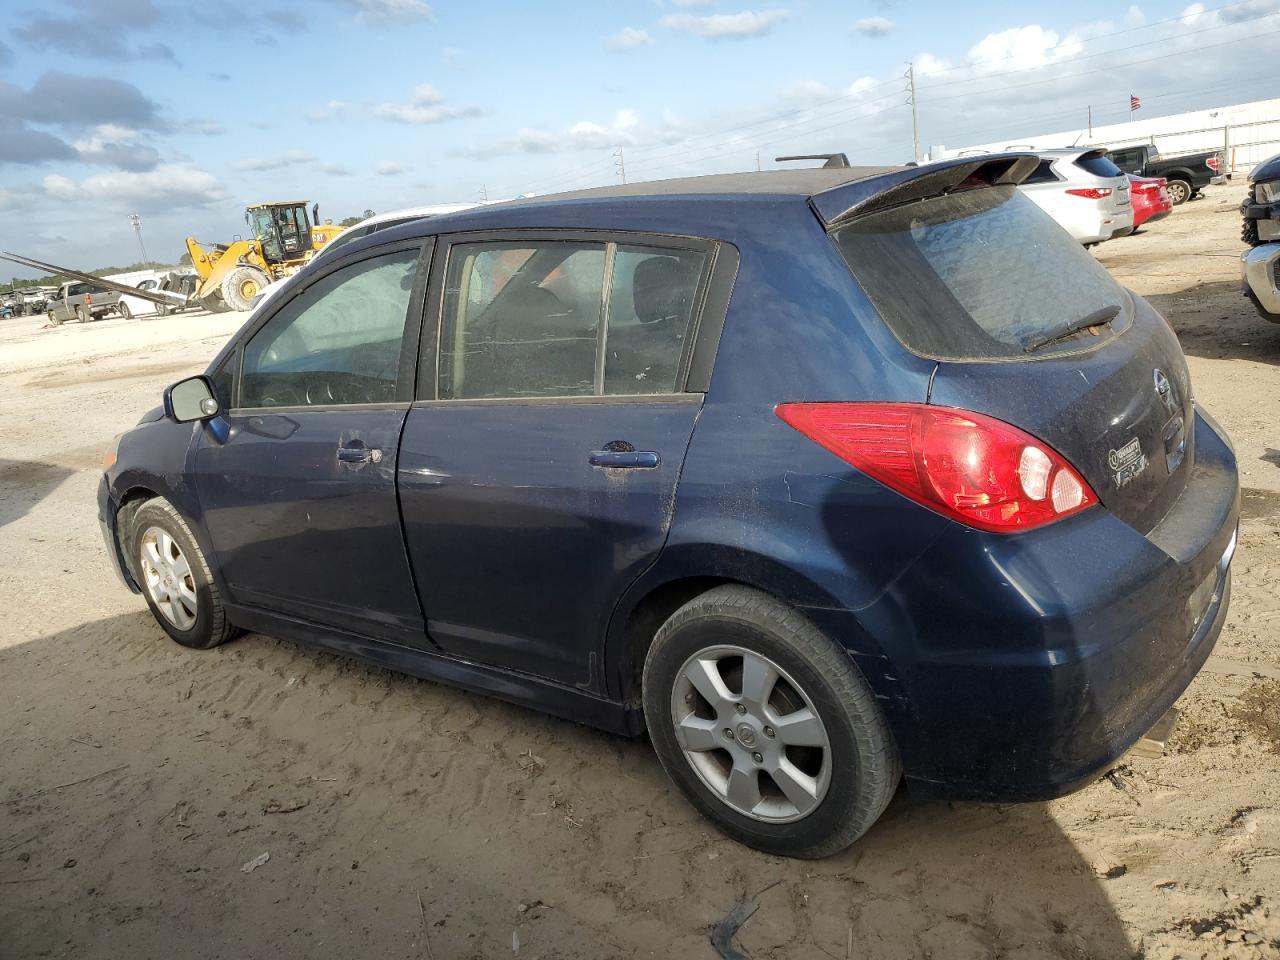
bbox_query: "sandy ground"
[2,187,1279,960]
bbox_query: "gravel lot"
[2,186,1279,959]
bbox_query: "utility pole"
[613,146,627,184]
[755,151,761,171]
[128,213,151,269]
[905,63,920,163]
[1087,105,1093,140]
[479,184,488,202]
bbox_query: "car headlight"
[1258,180,1280,204]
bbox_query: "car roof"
[333,153,1037,254]
[498,168,901,207]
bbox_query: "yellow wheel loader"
[186,201,344,312]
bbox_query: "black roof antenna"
[775,153,850,168]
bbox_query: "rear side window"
[437,239,708,399]
[833,186,1127,360]
[1075,153,1123,178]
[1022,160,1058,184]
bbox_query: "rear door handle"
[337,445,382,464]
[589,449,660,469]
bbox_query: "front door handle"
[337,445,382,464]
[589,449,660,469]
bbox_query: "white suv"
[1017,149,1133,246]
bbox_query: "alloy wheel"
[670,645,832,822]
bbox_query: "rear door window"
[436,239,709,399]
[1075,153,1124,178]
[833,186,1128,360]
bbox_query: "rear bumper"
[815,410,1239,801]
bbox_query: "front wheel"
[118,301,132,320]
[643,586,900,859]
[1165,179,1191,205]
[48,311,61,326]
[130,498,239,649]
[221,266,270,312]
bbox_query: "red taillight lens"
[775,402,1098,533]
[1065,188,1113,200]
[1206,156,1221,172]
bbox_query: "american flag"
[1130,93,1142,112]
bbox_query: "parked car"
[1107,143,1225,205]
[1018,148,1134,245]
[1241,151,1280,323]
[1128,175,1173,231]
[99,155,1238,858]
[119,273,199,318]
[46,280,126,324]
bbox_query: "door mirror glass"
[166,376,219,422]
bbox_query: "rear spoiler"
[811,152,1039,228]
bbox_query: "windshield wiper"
[1022,304,1122,354]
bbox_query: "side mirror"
[165,376,220,423]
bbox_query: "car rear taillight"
[775,402,1098,533]
[1065,188,1113,200]
[1206,155,1221,172]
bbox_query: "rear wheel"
[1165,179,1191,205]
[643,586,900,859]
[75,305,89,323]
[221,266,270,312]
[118,301,132,320]
[130,498,239,650]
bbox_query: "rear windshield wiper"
[1023,304,1122,354]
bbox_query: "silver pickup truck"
[1242,152,1280,323]
[46,280,127,325]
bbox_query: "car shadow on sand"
[0,457,74,529]
[1148,278,1280,365]
[0,611,1139,959]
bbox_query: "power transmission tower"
[905,63,920,163]
[479,184,489,202]
[129,213,151,269]
[613,146,627,184]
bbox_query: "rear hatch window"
[1075,153,1124,178]
[832,185,1129,361]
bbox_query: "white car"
[1017,149,1134,245]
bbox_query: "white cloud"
[614,108,640,130]
[373,84,482,124]
[308,100,351,121]
[854,16,893,36]
[375,161,407,175]
[671,0,715,6]
[966,25,1082,72]
[234,150,313,172]
[443,45,465,68]
[608,27,653,50]
[351,0,433,24]
[42,164,227,210]
[469,110,645,156]
[1124,5,1146,26]
[662,9,792,39]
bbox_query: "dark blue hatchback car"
[100,155,1238,858]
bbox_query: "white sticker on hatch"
[1108,437,1148,489]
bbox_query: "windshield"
[832,186,1128,360]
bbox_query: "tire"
[129,498,239,650]
[118,301,131,320]
[221,266,270,312]
[156,302,171,318]
[75,305,89,323]
[643,585,900,859]
[1165,179,1191,205]
[48,310,61,326]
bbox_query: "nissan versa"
[99,154,1239,858]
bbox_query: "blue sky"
[1,0,1277,275]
